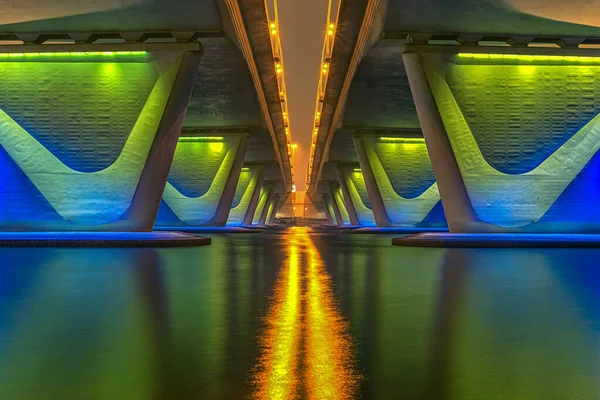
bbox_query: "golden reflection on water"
[252,227,360,399]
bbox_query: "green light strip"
[379,137,426,144]
[178,136,225,142]
[0,51,147,58]
[457,53,600,63]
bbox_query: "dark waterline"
[1,229,600,399]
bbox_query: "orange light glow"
[251,228,360,399]
[251,235,301,399]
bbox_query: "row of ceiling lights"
[266,1,296,184]
[307,0,341,186]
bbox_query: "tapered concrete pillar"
[127,50,204,231]
[402,51,476,232]
[353,137,391,227]
[322,195,334,225]
[242,168,265,225]
[208,136,249,225]
[267,195,281,224]
[328,184,344,226]
[258,185,274,224]
[336,166,360,226]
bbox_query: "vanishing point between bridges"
[2,0,600,399]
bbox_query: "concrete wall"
[407,47,600,232]
[0,50,200,231]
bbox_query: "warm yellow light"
[379,137,426,144]
[271,28,277,35]
[329,23,335,29]
[270,22,276,29]
[291,144,298,149]
[328,29,334,36]
[457,53,600,63]
[277,68,282,74]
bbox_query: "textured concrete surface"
[0,0,221,32]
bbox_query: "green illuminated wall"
[228,167,261,225]
[156,137,242,226]
[422,53,600,229]
[361,137,445,227]
[0,52,185,229]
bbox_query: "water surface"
[1,228,599,399]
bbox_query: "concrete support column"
[328,184,344,226]
[353,136,391,227]
[208,136,249,226]
[268,195,281,224]
[322,195,334,225]
[126,51,203,231]
[336,165,360,226]
[242,168,265,225]
[258,185,275,225]
[402,51,476,232]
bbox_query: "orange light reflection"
[252,232,301,399]
[252,227,359,399]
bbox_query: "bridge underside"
[309,0,600,233]
[0,0,291,231]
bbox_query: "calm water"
[1,227,600,399]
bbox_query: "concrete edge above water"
[393,233,600,248]
[0,232,211,247]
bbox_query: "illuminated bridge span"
[307,0,600,233]
[0,0,292,231]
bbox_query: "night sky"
[278,0,328,190]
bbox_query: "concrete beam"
[243,167,265,225]
[259,185,275,224]
[209,136,249,225]
[353,136,391,226]
[126,50,204,231]
[336,166,360,225]
[402,51,476,232]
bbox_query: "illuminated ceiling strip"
[378,137,426,143]
[0,51,146,57]
[178,136,225,142]
[308,0,341,185]
[457,53,600,63]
